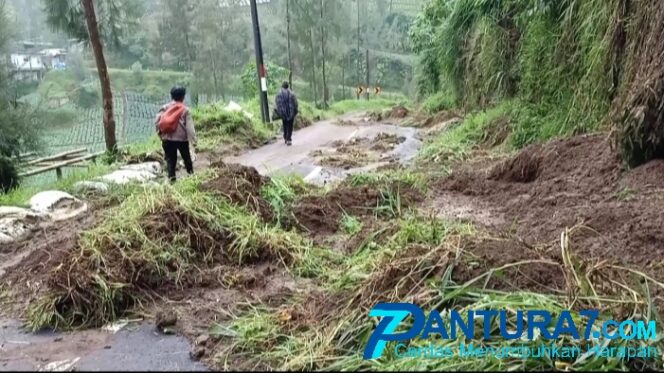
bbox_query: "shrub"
[422,90,457,113]
[0,156,19,193]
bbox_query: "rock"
[390,105,410,119]
[38,357,80,372]
[29,191,88,222]
[74,181,109,195]
[195,334,210,346]
[120,162,162,175]
[155,310,178,332]
[99,170,158,185]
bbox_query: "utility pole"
[250,0,269,123]
[356,0,361,100]
[365,49,370,100]
[286,0,293,89]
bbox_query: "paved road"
[0,319,206,371]
[226,113,421,184]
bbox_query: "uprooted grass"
[215,219,664,371]
[25,173,322,331]
[192,104,272,153]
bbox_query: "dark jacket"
[275,88,299,121]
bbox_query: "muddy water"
[225,113,422,184]
[0,319,206,371]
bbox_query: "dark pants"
[282,117,294,142]
[162,140,193,182]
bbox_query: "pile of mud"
[312,133,405,170]
[368,105,410,122]
[292,183,423,236]
[435,134,664,299]
[202,163,273,221]
[390,105,410,119]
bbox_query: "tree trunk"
[320,0,328,108]
[286,0,293,88]
[82,0,117,153]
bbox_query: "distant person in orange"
[156,86,197,182]
[275,82,299,146]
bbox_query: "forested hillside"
[410,0,664,167]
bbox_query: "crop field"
[24,93,167,186]
[44,92,164,153]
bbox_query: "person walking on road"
[156,86,198,182]
[275,82,299,146]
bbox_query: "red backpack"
[159,103,186,134]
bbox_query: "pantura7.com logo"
[364,303,658,360]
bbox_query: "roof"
[40,49,68,57]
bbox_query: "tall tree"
[43,0,136,153]
[155,0,195,71]
[190,0,250,99]
[81,0,116,152]
[0,0,43,191]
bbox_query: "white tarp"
[99,170,158,185]
[29,191,88,221]
[0,206,41,244]
[121,162,162,174]
[74,181,110,195]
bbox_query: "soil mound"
[390,105,410,119]
[293,183,423,236]
[452,238,565,293]
[203,163,273,221]
[435,133,664,304]
[620,159,664,191]
[490,146,542,183]
[371,133,406,152]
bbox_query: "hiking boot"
[286,140,293,146]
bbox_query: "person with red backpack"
[155,86,197,182]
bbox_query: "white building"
[40,48,68,70]
[9,53,46,81]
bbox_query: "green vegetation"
[192,103,272,153]
[340,214,363,236]
[422,90,457,114]
[261,175,306,227]
[36,69,192,104]
[421,102,509,164]
[410,0,664,166]
[26,172,319,330]
[0,163,115,206]
[108,68,191,99]
[328,98,406,116]
[0,157,19,193]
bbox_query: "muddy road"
[0,112,422,372]
[226,113,421,184]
